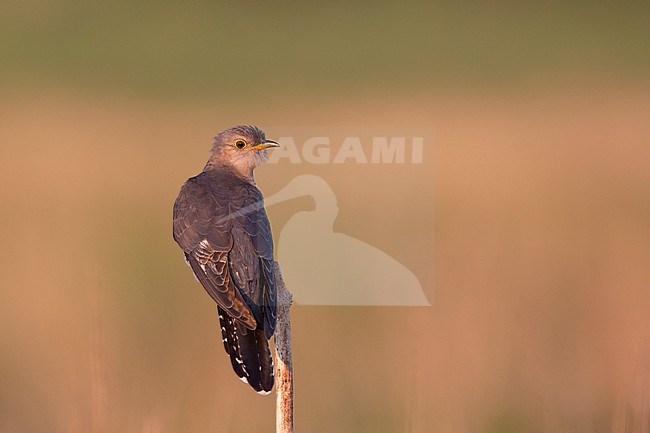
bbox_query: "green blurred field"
[1,2,650,433]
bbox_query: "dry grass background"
[1,2,650,432]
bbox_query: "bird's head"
[206,125,280,178]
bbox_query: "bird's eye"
[234,140,247,149]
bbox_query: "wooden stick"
[274,262,294,433]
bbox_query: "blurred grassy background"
[1,1,650,432]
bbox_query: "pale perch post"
[274,262,294,433]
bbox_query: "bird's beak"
[251,139,280,150]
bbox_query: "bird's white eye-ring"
[234,140,247,149]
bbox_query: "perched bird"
[172,125,280,394]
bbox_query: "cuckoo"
[173,125,280,394]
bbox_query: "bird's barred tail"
[218,307,274,394]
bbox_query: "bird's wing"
[256,206,277,338]
[227,185,277,338]
[173,176,256,330]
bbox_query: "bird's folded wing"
[227,188,277,337]
[246,191,278,337]
[173,178,256,329]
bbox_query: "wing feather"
[173,173,277,336]
[173,176,257,329]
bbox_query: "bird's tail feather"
[218,307,274,394]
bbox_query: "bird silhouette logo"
[266,175,430,306]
